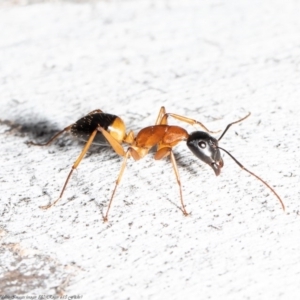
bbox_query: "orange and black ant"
[29,107,285,221]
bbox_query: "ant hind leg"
[40,128,98,209]
[28,124,73,147]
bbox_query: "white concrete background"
[0,0,299,298]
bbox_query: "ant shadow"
[0,118,115,156]
[1,118,62,144]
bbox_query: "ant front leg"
[155,147,189,216]
[157,107,220,133]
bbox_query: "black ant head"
[187,131,224,176]
[185,113,285,211]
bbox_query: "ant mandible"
[29,107,285,221]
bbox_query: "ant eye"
[198,141,206,149]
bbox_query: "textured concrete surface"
[0,0,299,299]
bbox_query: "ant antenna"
[218,146,285,211]
[218,112,251,141]
[215,112,284,210]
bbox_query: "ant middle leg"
[103,147,141,222]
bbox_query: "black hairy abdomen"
[71,113,117,145]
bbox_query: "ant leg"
[103,147,141,222]
[155,147,189,216]
[218,112,251,141]
[103,149,130,222]
[159,111,220,134]
[97,126,126,156]
[170,151,189,216]
[95,126,139,221]
[154,107,169,152]
[40,128,98,210]
[28,124,73,146]
[155,106,167,125]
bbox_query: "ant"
[29,107,285,221]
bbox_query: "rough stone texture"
[1,0,299,299]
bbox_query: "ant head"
[187,131,224,176]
